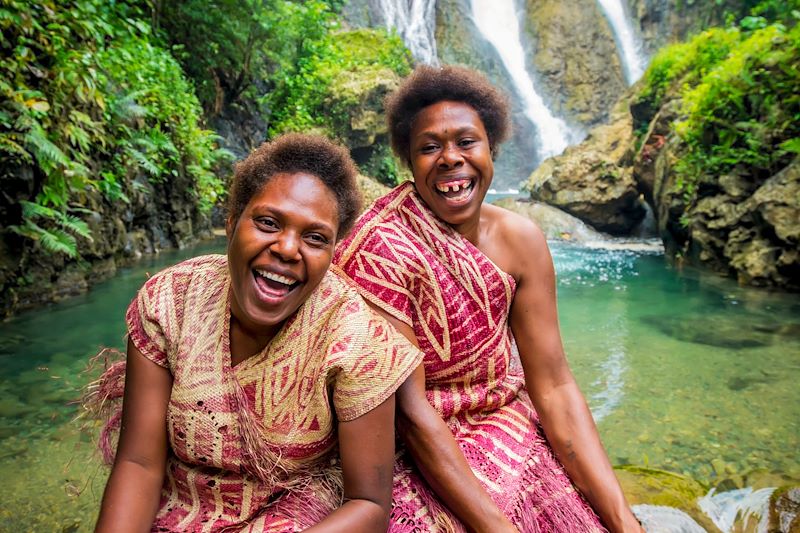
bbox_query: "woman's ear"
[226,215,235,239]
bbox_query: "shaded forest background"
[1,0,798,316]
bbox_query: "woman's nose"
[270,232,301,261]
[438,144,464,169]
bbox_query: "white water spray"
[699,487,775,533]
[595,0,648,84]
[470,0,573,161]
[374,0,438,65]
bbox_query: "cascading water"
[595,0,648,84]
[374,0,439,65]
[470,0,575,162]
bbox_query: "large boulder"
[492,198,610,242]
[527,103,647,235]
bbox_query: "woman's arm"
[507,221,642,533]
[95,339,172,533]
[367,304,517,533]
[304,393,396,532]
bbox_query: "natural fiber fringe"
[79,348,127,465]
[227,370,346,512]
[511,454,608,533]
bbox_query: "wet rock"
[523,0,625,127]
[769,486,800,532]
[527,104,647,235]
[492,198,610,242]
[615,465,720,532]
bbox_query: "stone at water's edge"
[492,197,610,242]
[769,487,800,532]
[527,101,647,235]
[614,466,722,532]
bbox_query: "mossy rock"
[615,465,721,532]
[356,175,391,209]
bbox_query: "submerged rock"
[615,465,720,532]
[639,313,799,350]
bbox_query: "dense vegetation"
[637,0,800,210]
[0,0,228,258]
[0,0,411,314]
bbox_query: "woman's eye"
[305,233,330,246]
[459,138,476,147]
[419,144,438,154]
[256,217,278,230]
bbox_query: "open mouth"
[435,178,475,202]
[252,268,299,299]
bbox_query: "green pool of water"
[0,238,797,531]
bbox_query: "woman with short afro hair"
[335,65,643,532]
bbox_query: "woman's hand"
[304,393,396,532]
[365,302,517,533]
[503,216,639,533]
[95,339,172,533]
[396,366,518,533]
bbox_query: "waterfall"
[595,0,647,84]
[470,0,574,162]
[374,0,438,65]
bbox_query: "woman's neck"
[229,315,279,367]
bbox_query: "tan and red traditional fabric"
[104,254,421,532]
[334,182,606,532]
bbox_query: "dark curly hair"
[385,65,511,164]
[228,133,362,238]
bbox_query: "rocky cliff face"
[524,0,626,127]
[0,163,213,317]
[634,96,800,290]
[529,72,799,290]
[629,0,747,52]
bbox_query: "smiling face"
[226,172,339,342]
[409,100,494,229]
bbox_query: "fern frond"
[58,212,93,241]
[126,147,161,177]
[38,227,78,257]
[19,200,56,220]
[24,124,71,171]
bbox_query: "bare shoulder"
[483,203,549,262]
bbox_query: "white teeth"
[436,180,472,194]
[255,269,296,286]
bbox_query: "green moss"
[0,0,228,258]
[674,23,800,199]
[267,28,411,139]
[639,27,741,110]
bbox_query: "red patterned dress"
[333,182,605,532]
[105,254,421,532]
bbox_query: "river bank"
[0,236,797,531]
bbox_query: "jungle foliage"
[638,0,800,207]
[0,0,228,258]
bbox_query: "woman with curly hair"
[334,66,643,532]
[90,133,422,532]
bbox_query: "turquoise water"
[0,237,798,531]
